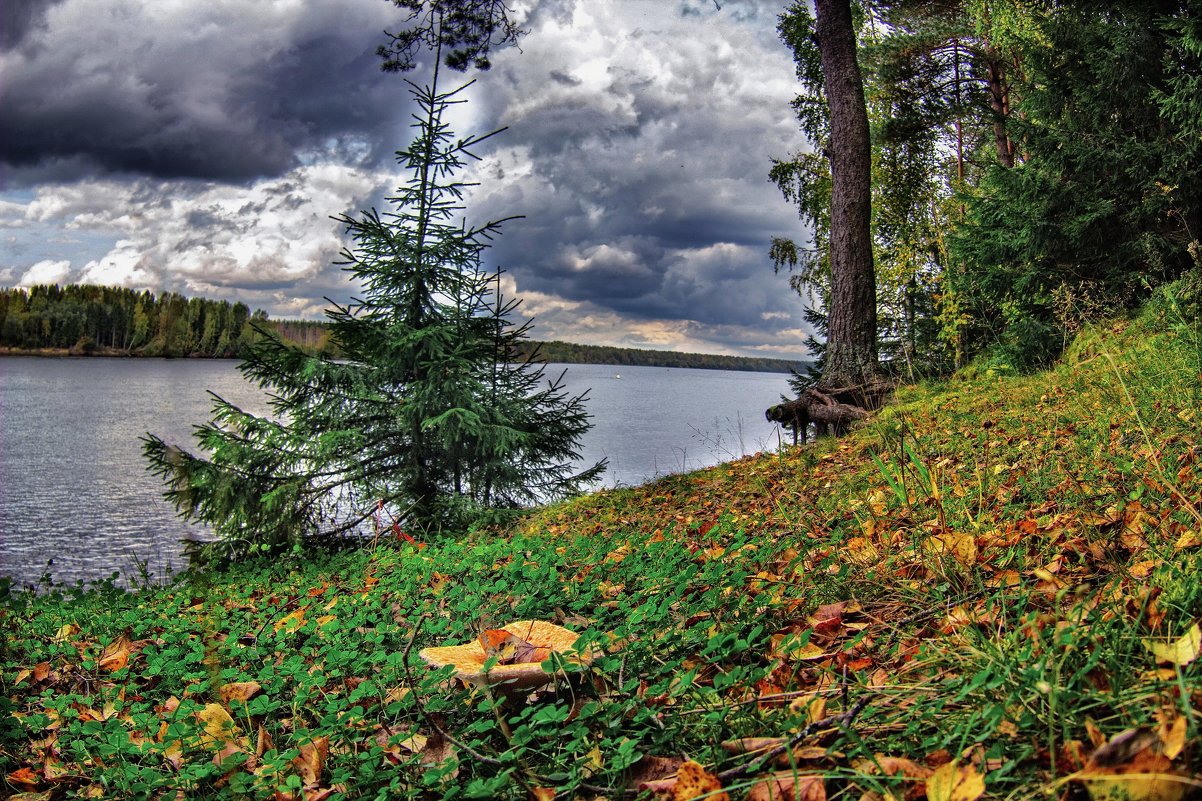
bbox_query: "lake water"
[0,357,790,588]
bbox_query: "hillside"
[2,288,1199,799]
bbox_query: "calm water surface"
[0,357,789,587]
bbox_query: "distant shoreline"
[0,344,809,374]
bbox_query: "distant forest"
[0,284,808,373]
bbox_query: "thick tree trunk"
[814,0,877,389]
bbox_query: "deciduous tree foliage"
[144,69,602,556]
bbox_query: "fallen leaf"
[748,770,826,801]
[529,788,557,801]
[1143,623,1201,666]
[479,629,551,665]
[1080,728,1187,801]
[7,767,40,788]
[292,737,328,788]
[1159,717,1187,760]
[219,681,263,706]
[197,703,238,749]
[98,633,133,672]
[274,607,307,633]
[926,761,985,801]
[672,760,729,801]
[52,623,79,642]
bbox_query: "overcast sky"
[0,0,813,359]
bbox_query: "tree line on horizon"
[0,284,269,358]
[0,283,808,373]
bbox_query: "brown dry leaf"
[219,681,263,706]
[926,761,985,801]
[9,793,55,801]
[529,788,557,801]
[1143,623,1201,666]
[1080,728,1187,801]
[748,771,826,801]
[98,634,133,672]
[853,755,932,780]
[722,737,785,756]
[419,732,459,780]
[292,736,328,788]
[632,754,685,793]
[256,725,274,758]
[672,760,729,801]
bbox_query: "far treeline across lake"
[0,283,809,373]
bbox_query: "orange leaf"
[7,767,40,788]
[479,630,550,665]
[672,760,729,801]
[98,634,132,672]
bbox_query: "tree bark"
[986,54,1015,168]
[814,0,878,389]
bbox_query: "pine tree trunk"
[815,0,877,389]
[986,55,1015,168]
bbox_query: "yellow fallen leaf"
[197,703,238,749]
[1143,623,1201,666]
[673,760,729,801]
[926,761,985,801]
[1160,717,1187,760]
[218,681,263,706]
[53,624,80,643]
[274,607,307,633]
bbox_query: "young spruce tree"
[144,68,604,556]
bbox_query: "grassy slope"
[2,296,1201,800]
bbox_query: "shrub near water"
[2,292,1201,799]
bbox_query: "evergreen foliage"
[143,71,603,555]
[773,0,1202,375]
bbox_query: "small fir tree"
[144,70,604,556]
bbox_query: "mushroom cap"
[418,620,593,690]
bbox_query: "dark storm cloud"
[0,0,408,183]
[0,0,67,50]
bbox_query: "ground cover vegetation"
[3,282,1200,799]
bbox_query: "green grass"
[2,290,1201,800]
